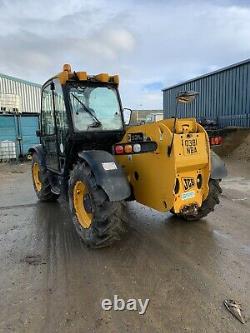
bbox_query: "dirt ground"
[0,156,249,333]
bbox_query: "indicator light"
[124,144,133,153]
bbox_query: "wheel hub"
[73,181,93,229]
[32,162,42,192]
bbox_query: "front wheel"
[176,179,222,221]
[31,153,59,202]
[68,161,127,248]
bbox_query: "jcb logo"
[182,178,195,191]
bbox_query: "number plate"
[183,138,198,154]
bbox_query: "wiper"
[87,121,102,129]
[71,93,102,126]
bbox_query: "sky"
[0,0,249,109]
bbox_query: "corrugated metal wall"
[0,73,41,113]
[0,114,39,156]
[0,115,17,142]
[163,59,250,128]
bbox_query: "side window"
[54,80,68,132]
[41,85,55,135]
[53,79,68,153]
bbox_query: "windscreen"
[69,85,123,131]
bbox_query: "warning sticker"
[102,162,117,171]
[181,191,195,201]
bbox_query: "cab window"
[41,84,55,135]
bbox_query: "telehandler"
[30,64,227,248]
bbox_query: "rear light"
[133,144,141,153]
[124,144,133,153]
[113,141,157,155]
[214,137,219,145]
[210,137,215,145]
[115,145,124,154]
[210,136,223,146]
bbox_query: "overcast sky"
[0,0,249,109]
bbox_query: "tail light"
[114,145,124,154]
[214,137,220,145]
[113,141,157,155]
[210,136,223,146]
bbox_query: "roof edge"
[0,72,42,88]
[162,58,250,91]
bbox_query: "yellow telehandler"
[29,64,227,247]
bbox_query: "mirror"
[36,129,41,137]
[123,108,132,125]
[176,91,199,104]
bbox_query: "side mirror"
[123,108,132,125]
[36,129,41,137]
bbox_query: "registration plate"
[182,138,198,154]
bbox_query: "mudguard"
[211,150,227,179]
[78,150,131,201]
[28,144,46,167]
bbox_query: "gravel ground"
[0,159,249,333]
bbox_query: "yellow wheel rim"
[73,181,93,229]
[32,162,42,192]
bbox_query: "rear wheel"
[31,153,59,202]
[176,179,222,221]
[68,161,127,248]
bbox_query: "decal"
[182,177,195,191]
[130,133,144,142]
[181,191,195,200]
[102,162,117,171]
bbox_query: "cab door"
[41,82,59,171]
[53,79,69,170]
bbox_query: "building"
[0,73,41,159]
[130,109,163,125]
[163,59,250,128]
[0,73,41,113]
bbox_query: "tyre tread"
[68,162,127,248]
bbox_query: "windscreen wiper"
[71,93,102,126]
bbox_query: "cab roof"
[42,64,119,89]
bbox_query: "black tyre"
[68,161,127,248]
[31,153,59,202]
[177,179,222,221]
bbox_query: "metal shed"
[163,59,250,128]
[0,73,41,113]
[0,73,41,158]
